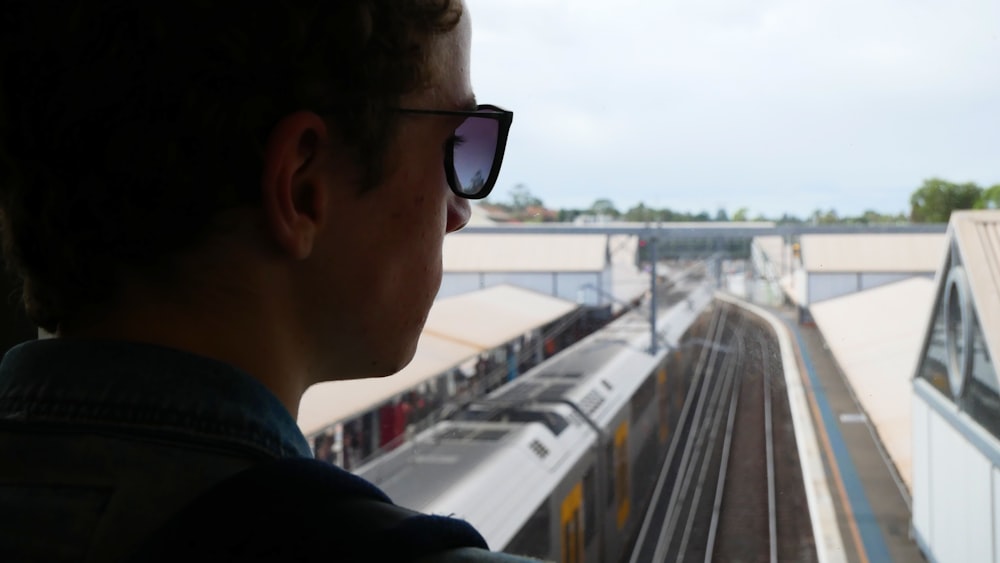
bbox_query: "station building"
[438,233,614,307]
[911,210,1000,563]
[798,233,944,305]
[752,232,945,321]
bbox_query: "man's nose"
[446,195,472,233]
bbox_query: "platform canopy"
[297,285,579,437]
[443,234,609,272]
[810,276,937,490]
[800,233,946,273]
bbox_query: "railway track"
[627,305,815,563]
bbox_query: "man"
[0,1,533,560]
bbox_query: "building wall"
[913,382,998,563]
[437,273,483,299]
[860,273,920,291]
[807,272,933,305]
[438,270,610,306]
[807,273,859,304]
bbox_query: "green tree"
[732,207,749,222]
[557,208,584,222]
[590,198,620,218]
[776,213,803,224]
[714,208,729,222]
[810,208,840,225]
[910,178,982,223]
[508,183,543,212]
[624,203,657,222]
[850,209,906,225]
[976,184,1000,209]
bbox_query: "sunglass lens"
[451,116,498,198]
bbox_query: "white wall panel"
[482,273,554,298]
[860,273,911,291]
[912,394,932,545]
[964,439,994,563]
[793,269,807,305]
[993,467,1000,563]
[555,272,602,305]
[929,409,994,563]
[808,273,859,304]
[437,273,482,299]
[601,267,613,303]
[441,271,612,306]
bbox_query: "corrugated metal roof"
[443,234,608,272]
[810,277,937,490]
[951,210,1000,377]
[801,233,946,273]
[297,285,579,436]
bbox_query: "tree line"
[487,178,1000,224]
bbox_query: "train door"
[560,482,584,563]
[613,420,630,529]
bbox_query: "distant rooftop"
[800,233,946,273]
[950,210,1000,369]
[443,233,609,272]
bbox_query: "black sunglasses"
[396,104,513,200]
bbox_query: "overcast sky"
[466,0,1000,218]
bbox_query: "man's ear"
[260,111,332,260]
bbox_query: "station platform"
[777,308,924,563]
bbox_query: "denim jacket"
[0,339,541,562]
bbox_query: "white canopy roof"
[801,233,946,273]
[297,285,579,436]
[810,276,937,490]
[422,284,580,348]
[443,234,608,272]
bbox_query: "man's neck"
[58,279,309,419]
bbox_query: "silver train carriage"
[357,281,716,562]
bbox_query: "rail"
[628,295,847,563]
[714,292,847,563]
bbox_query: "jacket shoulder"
[412,547,548,563]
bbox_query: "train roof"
[480,279,715,428]
[357,403,595,549]
[298,285,579,436]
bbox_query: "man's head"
[0,1,510,387]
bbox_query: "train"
[355,276,717,562]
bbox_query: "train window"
[455,407,569,436]
[505,498,550,559]
[583,467,597,547]
[629,373,655,425]
[633,429,658,505]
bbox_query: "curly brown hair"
[0,0,461,333]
